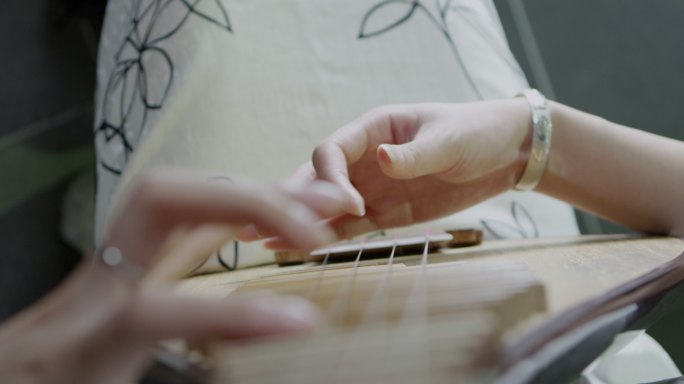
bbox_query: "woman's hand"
[107,169,344,273]
[286,98,684,242]
[0,170,346,384]
[283,100,531,242]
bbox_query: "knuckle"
[311,142,342,171]
[368,104,400,118]
[311,143,328,163]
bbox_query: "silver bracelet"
[514,89,553,191]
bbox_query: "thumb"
[377,139,453,179]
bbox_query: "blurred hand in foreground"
[0,170,346,384]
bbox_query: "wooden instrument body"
[180,235,684,383]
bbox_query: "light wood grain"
[179,235,684,383]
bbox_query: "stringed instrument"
[174,233,684,384]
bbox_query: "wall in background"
[495,0,684,370]
[0,0,106,321]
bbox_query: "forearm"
[536,101,684,236]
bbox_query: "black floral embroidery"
[358,0,484,100]
[209,174,242,270]
[217,242,240,271]
[96,0,232,175]
[480,201,540,239]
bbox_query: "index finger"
[312,141,365,216]
[311,107,409,216]
[105,171,337,268]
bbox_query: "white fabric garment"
[581,331,681,384]
[95,0,579,269]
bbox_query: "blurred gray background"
[0,0,102,320]
[493,0,684,368]
[1,0,683,373]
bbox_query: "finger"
[312,142,366,216]
[106,172,336,267]
[237,181,347,242]
[327,214,380,240]
[284,162,317,189]
[312,105,421,215]
[145,225,234,283]
[236,224,262,241]
[264,214,379,249]
[125,290,321,342]
[377,136,455,179]
[284,181,348,218]
[263,221,344,250]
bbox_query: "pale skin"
[256,98,684,248]
[3,97,683,383]
[0,171,346,384]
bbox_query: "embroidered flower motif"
[480,201,540,239]
[96,0,232,175]
[358,0,484,100]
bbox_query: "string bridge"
[275,229,483,266]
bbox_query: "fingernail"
[344,198,365,216]
[345,189,365,216]
[356,200,366,216]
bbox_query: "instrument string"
[218,229,551,383]
[332,231,434,380]
[287,231,433,381]
[328,237,366,324]
[361,235,397,324]
[328,237,367,380]
[395,229,432,380]
[402,228,431,320]
[279,246,340,382]
[307,248,331,300]
[362,235,398,382]
[229,229,522,383]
